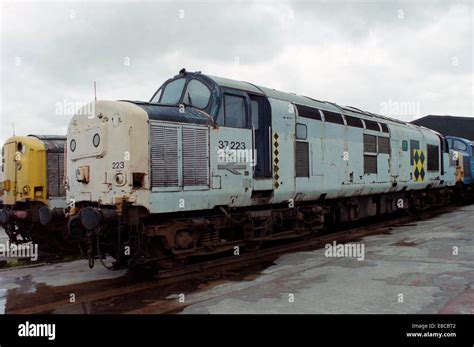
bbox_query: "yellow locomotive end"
[0,135,68,247]
[2,135,48,205]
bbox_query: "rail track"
[3,204,460,314]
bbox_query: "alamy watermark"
[55,99,95,117]
[18,321,55,341]
[380,99,420,118]
[325,241,365,261]
[0,241,38,261]
[217,147,257,166]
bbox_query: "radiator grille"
[295,141,309,177]
[182,127,209,186]
[47,153,65,197]
[150,123,179,187]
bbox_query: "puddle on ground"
[3,259,276,314]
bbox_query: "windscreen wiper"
[186,92,193,107]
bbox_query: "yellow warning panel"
[413,149,426,182]
[273,132,280,189]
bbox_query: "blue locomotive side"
[446,136,474,185]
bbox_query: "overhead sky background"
[1,0,473,145]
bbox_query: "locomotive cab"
[0,135,67,246]
[148,69,273,179]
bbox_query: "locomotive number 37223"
[218,140,246,149]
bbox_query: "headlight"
[93,133,100,147]
[114,172,126,186]
[70,139,77,152]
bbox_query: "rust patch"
[392,238,418,247]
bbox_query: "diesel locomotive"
[0,135,73,251]
[446,136,474,187]
[66,69,457,269]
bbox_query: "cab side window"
[216,94,247,128]
[453,139,467,152]
[250,100,259,129]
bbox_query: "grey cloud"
[1,0,472,145]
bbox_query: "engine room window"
[410,140,420,164]
[322,111,344,125]
[402,140,408,151]
[296,123,307,140]
[295,141,309,177]
[427,144,439,171]
[363,134,377,153]
[251,100,259,129]
[182,79,211,109]
[345,116,364,128]
[224,94,246,128]
[364,155,377,174]
[364,120,380,132]
[159,78,186,104]
[295,104,321,121]
[378,137,390,154]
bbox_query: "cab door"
[213,89,254,206]
[2,141,18,204]
[249,94,272,188]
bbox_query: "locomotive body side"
[68,94,454,214]
[65,70,457,268]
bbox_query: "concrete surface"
[0,205,473,314]
[180,206,474,314]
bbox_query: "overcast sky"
[1,0,473,145]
